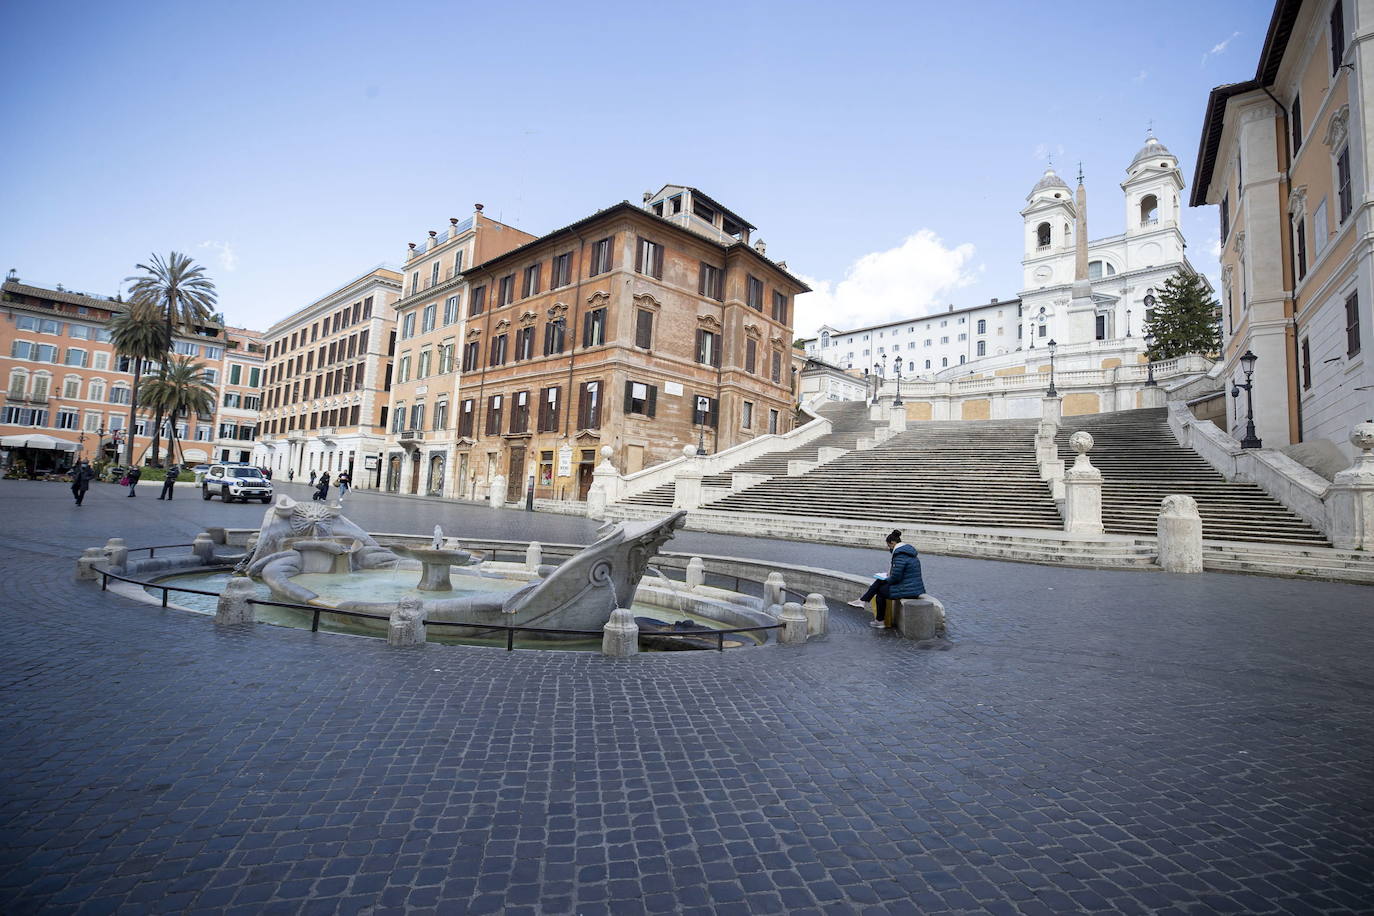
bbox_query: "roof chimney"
[474,203,484,212]
[407,242,417,260]
[450,217,459,228]
[642,191,653,203]
[753,239,767,255]
[991,297,998,303]
[948,304,954,312]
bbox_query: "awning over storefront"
[0,433,80,452]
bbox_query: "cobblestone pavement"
[2,478,1373,914]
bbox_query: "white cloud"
[793,230,978,339]
[1133,69,1149,83]
[1202,31,1240,65]
[198,240,239,273]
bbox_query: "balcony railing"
[399,429,425,443]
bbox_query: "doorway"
[428,453,445,497]
[577,449,596,500]
[506,446,525,503]
[386,455,402,492]
[409,451,421,494]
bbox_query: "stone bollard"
[525,541,543,572]
[763,572,786,609]
[1328,421,1374,550]
[489,475,506,508]
[1042,394,1062,425]
[673,463,704,510]
[802,593,829,637]
[214,577,257,626]
[103,537,129,572]
[1156,495,1204,573]
[895,595,945,640]
[601,607,639,657]
[1140,385,1166,409]
[205,526,228,545]
[1063,432,1104,535]
[387,596,427,647]
[888,407,907,433]
[778,601,809,645]
[686,557,705,591]
[192,533,215,564]
[75,547,106,581]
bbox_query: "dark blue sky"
[0,0,1268,334]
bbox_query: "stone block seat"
[704,417,1061,529]
[1056,408,1328,546]
[620,401,885,508]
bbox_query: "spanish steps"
[620,401,884,508]
[1055,408,1328,546]
[618,401,1330,548]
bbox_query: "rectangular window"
[747,276,764,310]
[771,349,782,383]
[695,329,721,367]
[489,334,508,367]
[583,308,607,348]
[401,312,416,339]
[544,318,566,355]
[1291,94,1303,153]
[1331,0,1347,75]
[635,238,664,279]
[768,409,779,435]
[444,295,460,325]
[410,271,420,295]
[976,340,986,356]
[410,403,425,431]
[634,309,654,349]
[462,341,480,372]
[1347,290,1362,357]
[1295,216,1308,281]
[485,395,503,436]
[590,237,613,276]
[418,349,431,378]
[431,261,440,287]
[470,285,487,317]
[745,338,757,374]
[551,252,573,288]
[771,291,788,323]
[976,319,987,335]
[742,401,753,429]
[515,326,534,361]
[692,394,719,429]
[623,380,657,417]
[522,263,542,298]
[510,390,530,434]
[422,303,436,333]
[537,386,561,433]
[458,399,475,438]
[398,355,411,383]
[698,263,723,300]
[438,342,454,374]
[497,275,515,307]
[578,381,601,429]
[1301,337,1312,389]
[1337,146,1353,222]
[64,348,87,367]
[454,250,464,274]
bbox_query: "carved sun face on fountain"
[289,501,340,537]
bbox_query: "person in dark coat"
[158,463,181,500]
[313,471,331,501]
[71,460,95,506]
[849,529,926,629]
[126,465,142,497]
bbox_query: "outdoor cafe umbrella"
[0,433,80,452]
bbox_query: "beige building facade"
[253,267,401,488]
[1194,0,1374,458]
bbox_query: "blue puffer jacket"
[886,543,926,598]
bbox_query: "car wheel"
[201,485,211,501]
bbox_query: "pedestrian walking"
[848,529,926,629]
[336,471,351,499]
[309,470,317,488]
[158,463,181,500]
[287,468,295,483]
[313,471,331,502]
[125,465,142,498]
[70,460,95,507]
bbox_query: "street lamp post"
[892,355,904,407]
[1143,332,1158,387]
[1046,339,1059,397]
[867,367,880,405]
[1231,349,1262,448]
[695,395,709,457]
[1125,308,1132,338]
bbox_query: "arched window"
[820,331,830,347]
[7,370,27,397]
[1036,222,1051,248]
[89,379,105,402]
[31,373,50,400]
[924,360,931,369]
[976,319,987,334]
[1140,194,1159,225]
[63,376,80,399]
[976,340,986,356]
[1088,260,1116,279]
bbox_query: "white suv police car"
[201,463,274,503]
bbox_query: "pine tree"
[1143,271,1220,360]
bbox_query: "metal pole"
[311,609,321,632]
[506,627,515,651]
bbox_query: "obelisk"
[1065,165,1098,344]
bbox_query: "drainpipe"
[1262,84,1303,442]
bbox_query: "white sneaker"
[847,599,866,608]
[869,620,886,629]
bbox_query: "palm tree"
[124,252,218,463]
[107,302,169,465]
[141,355,216,466]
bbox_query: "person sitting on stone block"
[848,529,926,629]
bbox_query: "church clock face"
[1033,265,1053,283]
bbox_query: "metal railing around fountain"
[95,547,784,651]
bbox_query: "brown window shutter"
[712,335,722,368]
[635,238,643,273]
[624,379,634,411]
[647,385,657,418]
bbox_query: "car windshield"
[229,468,264,479]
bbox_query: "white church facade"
[802,135,1208,388]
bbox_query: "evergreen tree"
[1143,271,1221,360]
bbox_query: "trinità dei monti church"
[803,134,1208,409]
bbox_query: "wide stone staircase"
[619,401,884,508]
[702,417,1063,529]
[1056,408,1328,546]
